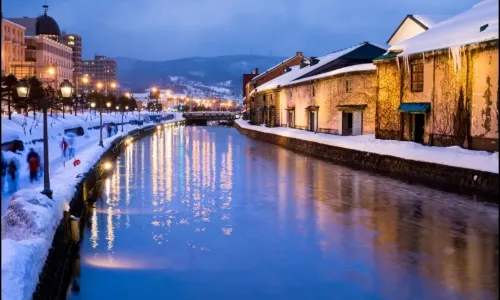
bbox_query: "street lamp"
[96,81,118,146]
[106,101,111,114]
[16,79,47,198]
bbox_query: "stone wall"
[235,123,499,197]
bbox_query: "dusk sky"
[3,0,477,61]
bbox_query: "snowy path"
[2,123,145,215]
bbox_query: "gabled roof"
[386,14,450,45]
[250,66,301,95]
[390,0,498,56]
[412,15,451,29]
[250,53,307,82]
[250,42,385,94]
[285,63,376,86]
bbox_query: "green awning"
[398,102,431,114]
[374,50,403,61]
[337,104,367,111]
[374,53,398,61]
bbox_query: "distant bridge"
[182,111,240,125]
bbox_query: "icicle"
[450,45,462,73]
[422,52,425,65]
[403,55,410,74]
[395,56,400,71]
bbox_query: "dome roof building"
[35,5,60,40]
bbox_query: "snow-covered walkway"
[236,120,499,174]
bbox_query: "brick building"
[244,51,308,123]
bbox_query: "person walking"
[67,134,76,160]
[61,137,68,167]
[106,123,112,137]
[7,159,18,193]
[27,148,41,183]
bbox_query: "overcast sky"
[3,0,477,61]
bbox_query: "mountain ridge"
[114,55,287,98]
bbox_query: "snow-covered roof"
[412,15,451,29]
[250,53,306,82]
[250,66,302,95]
[250,42,379,94]
[284,63,376,86]
[390,0,498,56]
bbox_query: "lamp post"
[95,81,117,147]
[90,102,96,116]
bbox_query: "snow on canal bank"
[236,120,499,174]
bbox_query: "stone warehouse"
[375,0,498,151]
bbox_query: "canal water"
[69,125,498,300]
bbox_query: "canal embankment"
[234,120,499,197]
[1,118,185,300]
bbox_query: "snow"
[250,43,383,94]
[1,111,184,300]
[390,0,498,56]
[412,15,451,28]
[236,120,499,174]
[251,55,304,82]
[250,66,302,95]
[284,63,376,86]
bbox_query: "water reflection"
[73,126,498,300]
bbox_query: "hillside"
[114,55,287,99]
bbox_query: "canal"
[69,125,498,300]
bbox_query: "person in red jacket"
[27,148,41,183]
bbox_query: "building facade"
[375,43,498,151]
[81,55,117,94]
[7,6,73,86]
[282,65,378,135]
[375,0,498,152]
[1,19,26,76]
[245,52,308,123]
[61,32,82,86]
[9,35,73,86]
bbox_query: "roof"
[412,15,451,29]
[7,18,36,36]
[390,0,499,56]
[36,14,60,36]
[250,53,306,82]
[285,63,376,86]
[250,43,384,94]
[250,66,302,95]
[386,14,450,45]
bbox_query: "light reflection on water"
[72,126,498,300]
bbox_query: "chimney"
[254,67,259,75]
[296,51,303,56]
